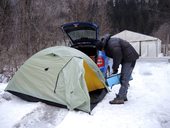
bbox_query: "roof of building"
[112,30,161,43]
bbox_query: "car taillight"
[97,57,105,67]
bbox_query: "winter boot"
[116,94,128,101]
[124,95,128,101]
[109,97,124,104]
[124,97,128,101]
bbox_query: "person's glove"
[112,69,118,74]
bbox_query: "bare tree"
[154,23,170,55]
[65,0,111,37]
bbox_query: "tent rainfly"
[5,46,108,113]
[113,30,162,57]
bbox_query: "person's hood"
[96,34,112,50]
[101,34,112,48]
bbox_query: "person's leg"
[118,61,136,99]
[109,61,136,104]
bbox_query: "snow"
[0,61,170,128]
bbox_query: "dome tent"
[5,46,108,113]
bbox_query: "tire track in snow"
[0,92,12,103]
[13,103,68,128]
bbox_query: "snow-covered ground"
[0,61,170,128]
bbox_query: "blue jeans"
[118,61,136,99]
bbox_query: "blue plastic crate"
[106,74,133,88]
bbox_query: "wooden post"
[167,34,170,56]
[165,34,169,56]
[139,41,141,56]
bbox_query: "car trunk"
[61,22,99,63]
[71,44,97,62]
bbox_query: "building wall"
[112,30,162,57]
[130,40,162,57]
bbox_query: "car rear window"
[68,30,96,41]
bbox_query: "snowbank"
[0,61,170,128]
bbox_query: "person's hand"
[112,69,118,74]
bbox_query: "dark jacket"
[102,35,139,71]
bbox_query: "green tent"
[5,46,108,113]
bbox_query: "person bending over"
[96,34,139,104]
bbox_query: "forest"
[0,0,170,80]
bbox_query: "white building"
[112,30,162,57]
